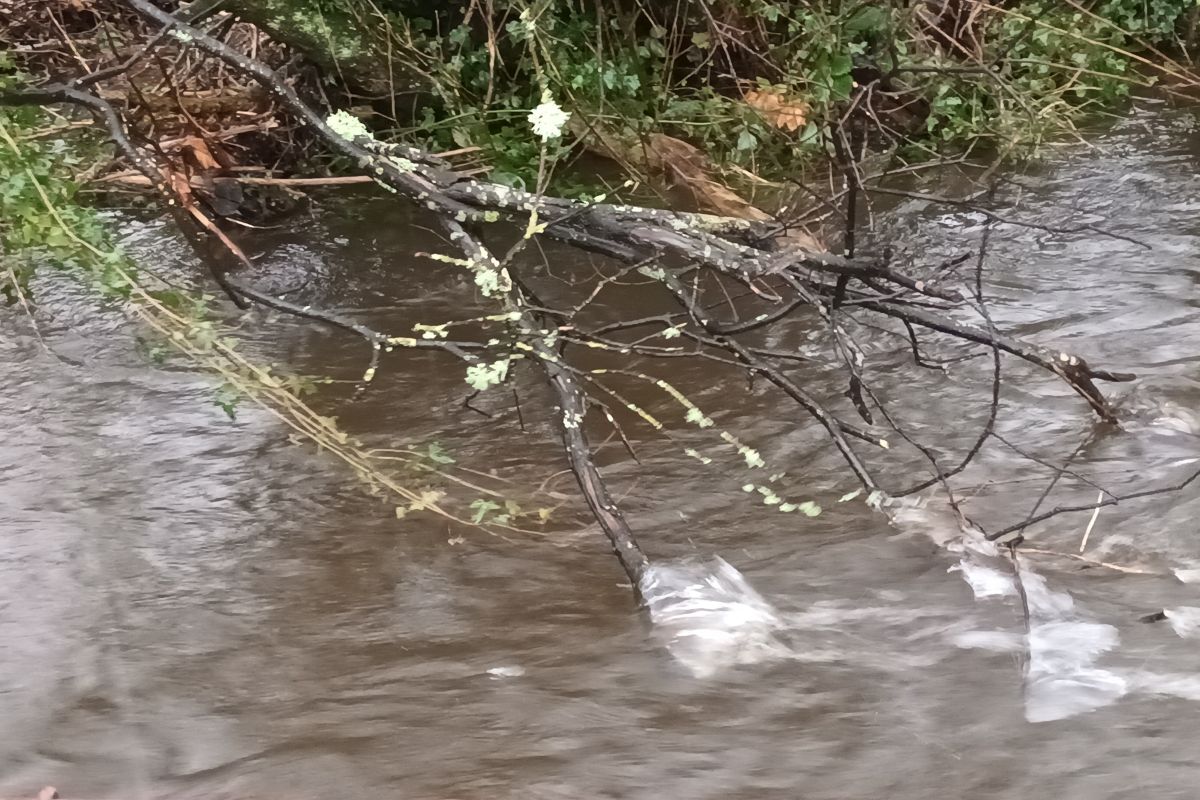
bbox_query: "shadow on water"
[4,104,1200,799]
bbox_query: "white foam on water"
[485,665,526,678]
[951,561,1017,599]
[1124,670,1200,700]
[951,630,1023,652]
[639,557,791,678]
[1149,401,1200,435]
[890,496,1143,722]
[959,563,1200,722]
[645,495,1200,716]
[1024,620,1126,722]
[1172,566,1200,584]
[1163,606,1200,638]
[946,545,1200,721]
[952,550,1131,722]
[1020,570,1079,619]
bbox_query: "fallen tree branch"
[94,172,377,188]
[986,463,1200,542]
[441,220,651,587]
[851,296,1135,423]
[8,0,1168,592]
[107,0,1139,427]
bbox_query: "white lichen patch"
[720,431,766,469]
[741,447,765,469]
[797,501,822,517]
[465,358,511,391]
[413,323,449,339]
[473,264,513,297]
[624,401,663,430]
[756,486,782,506]
[426,252,473,268]
[326,109,373,142]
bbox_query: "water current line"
[77,520,152,800]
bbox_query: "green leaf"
[426,442,456,464]
[213,384,240,420]
[844,6,889,35]
[469,498,500,524]
[828,53,853,76]
[45,229,71,249]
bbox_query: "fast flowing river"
[3,103,1200,799]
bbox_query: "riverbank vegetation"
[7,2,1200,215]
[3,1,1200,587]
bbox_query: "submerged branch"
[10,0,1179,590]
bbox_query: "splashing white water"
[1163,606,1200,637]
[903,494,1200,723]
[641,497,1200,713]
[639,557,790,678]
[945,527,1128,721]
[889,494,1141,722]
[948,553,1127,720]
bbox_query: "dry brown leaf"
[176,136,220,171]
[567,119,823,245]
[641,135,764,221]
[642,133,707,173]
[744,88,808,132]
[776,226,825,253]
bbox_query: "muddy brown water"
[4,104,1200,800]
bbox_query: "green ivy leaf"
[426,442,456,464]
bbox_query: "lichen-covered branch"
[441,219,650,587]
[119,0,1134,423]
[6,0,1155,588]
